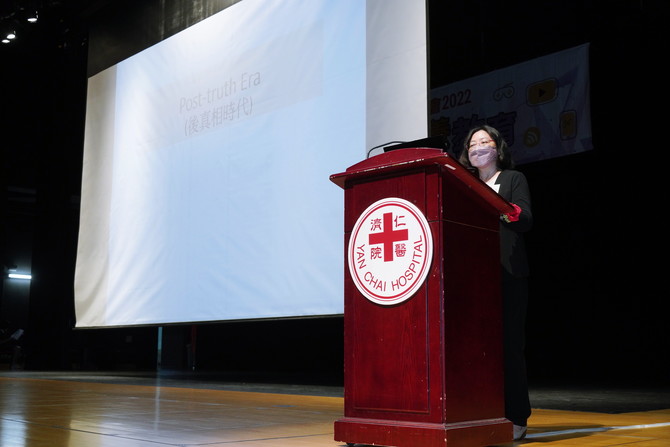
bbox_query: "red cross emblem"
[368,212,409,262]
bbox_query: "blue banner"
[430,44,592,165]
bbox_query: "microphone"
[383,135,451,155]
[366,141,405,158]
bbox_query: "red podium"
[330,148,515,447]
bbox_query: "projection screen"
[74,0,428,328]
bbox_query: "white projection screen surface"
[74,0,428,328]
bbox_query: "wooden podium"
[330,148,515,447]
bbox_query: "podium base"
[334,416,512,447]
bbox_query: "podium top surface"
[330,147,513,214]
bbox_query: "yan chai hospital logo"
[347,197,433,306]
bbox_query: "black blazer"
[494,169,533,277]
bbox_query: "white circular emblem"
[348,197,433,306]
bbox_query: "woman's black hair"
[458,124,514,170]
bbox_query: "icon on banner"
[526,78,557,106]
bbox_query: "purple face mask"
[468,146,497,167]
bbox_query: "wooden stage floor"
[0,372,669,447]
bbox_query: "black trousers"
[502,271,531,426]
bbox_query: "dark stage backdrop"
[1,0,665,382]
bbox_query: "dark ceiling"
[1,0,110,48]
